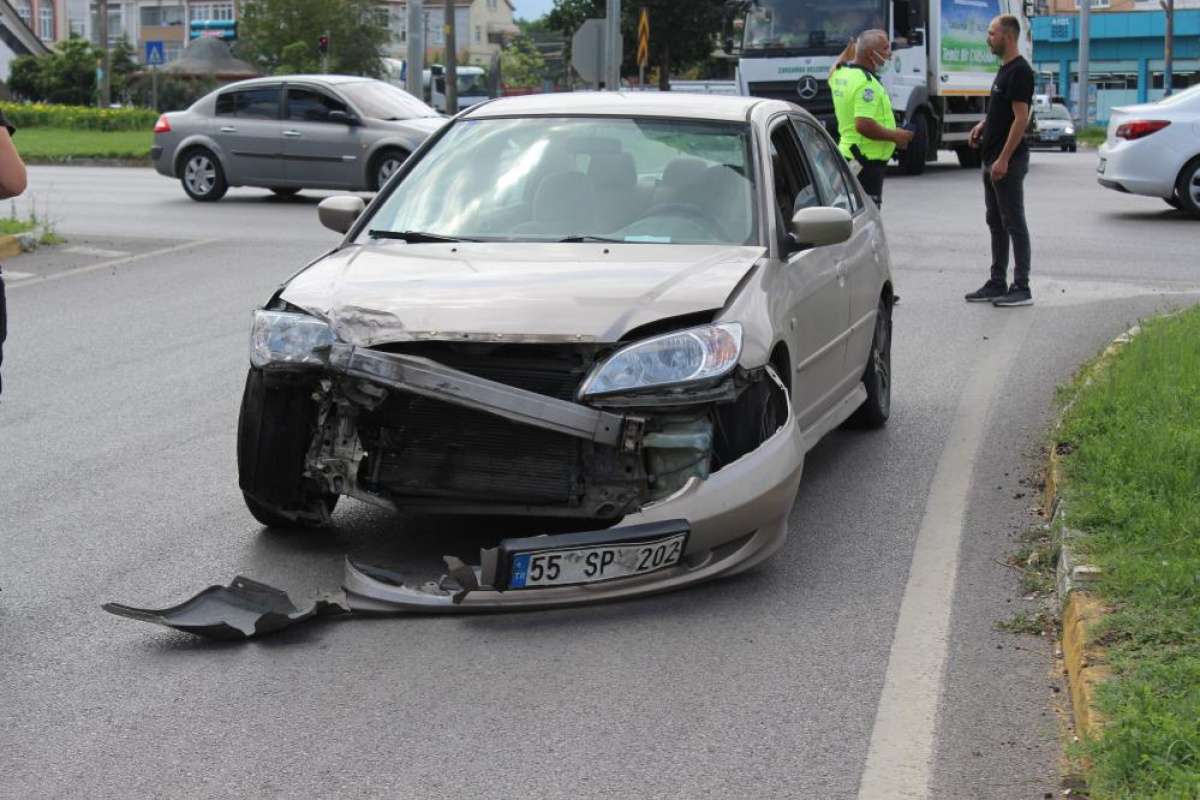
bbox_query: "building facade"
[378,0,517,65]
[1033,7,1200,121]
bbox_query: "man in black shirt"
[964,15,1035,307]
[0,107,26,397]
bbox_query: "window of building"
[475,25,481,42]
[39,4,54,40]
[141,5,186,26]
[16,0,32,29]
[190,3,235,21]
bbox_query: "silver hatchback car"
[151,75,445,201]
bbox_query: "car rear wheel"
[180,148,228,202]
[1174,156,1200,219]
[269,187,301,197]
[899,113,928,176]
[373,149,409,190]
[846,298,892,429]
[237,367,337,529]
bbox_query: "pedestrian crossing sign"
[145,40,166,66]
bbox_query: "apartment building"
[378,0,518,65]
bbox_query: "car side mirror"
[318,196,365,235]
[327,110,360,126]
[789,207,852,249]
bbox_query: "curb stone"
[1045,320,1146,742]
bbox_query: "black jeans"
[982,150,1031,289]
[857,160,887,208]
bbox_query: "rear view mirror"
[318,196,365,234]
[790,207,852,248]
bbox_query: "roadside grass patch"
[17,129,151,162]
[1056,306,1200,799]
[3,200,62,246]
[1077,126,1106,147]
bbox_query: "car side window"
[286,88,349,123]
[791,120,861,213]
[768,121,820,226]
[221,87,280,120]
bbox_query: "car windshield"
[363,116,759,246]
[457,72,488,96]
[744,0,887,53]
[339,81,439,120]
[1037,106,1072,121]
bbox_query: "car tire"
[269,187,301,197]
[373,148,409,190]
[846,298,892,429]
[1165,195,1182,210]
[236,367,337,529]
[1068,144,1077,153]
[180,148,228,202]
[899,113,928,176]
[956,146,982,169]
[1174,156,1200,219]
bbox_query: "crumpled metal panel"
[102,576,348,641]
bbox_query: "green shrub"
[0,102,159,131]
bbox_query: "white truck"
[736,0,1033,174]
[382,59,492,113]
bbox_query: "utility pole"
[1162,0,1175,96]
[605,0,620,90]
[406,0,425,99]
[97,0,110,106]
[1077,0,1090,128]
[444,0,457,113]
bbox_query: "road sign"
[144,40,165,66]
[637,8,649,68]
[572,17,621,87]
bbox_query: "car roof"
[220,74,375,90]
[462,91,771,123]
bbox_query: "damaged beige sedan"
[237,92,894,612]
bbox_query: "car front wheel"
[846,297,892,429]
[180,148,228,202]
[373,149,409,190]
[237,367,337,529]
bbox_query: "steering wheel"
[641,202,731,241]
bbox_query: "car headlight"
[1065,126,1075,135]
[249,309,335,369]
[579,323,743,398]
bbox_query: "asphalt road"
[1,156,1197,799]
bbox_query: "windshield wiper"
[368,230,472,243]
[556,235,625,243]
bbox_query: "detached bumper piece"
[102,576,349,641]
[103,521,700,639]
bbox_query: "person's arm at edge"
[855,116,912,147]
[0,128,27,199]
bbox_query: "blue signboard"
[144,40,166,66]
[189,20,237,41]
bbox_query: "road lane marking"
[5,239,217,290]
[857,311,1031,800]
[1,270,33,281]
[63,246,131,258]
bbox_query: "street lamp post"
[444,0,457,114]
[97,0,111,107]
[406,0,425,99]
[1077,0,1090,127]
[1162,0,1175,96]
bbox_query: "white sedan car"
[1098,84,1200,218]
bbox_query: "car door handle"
[219,126,237,133]
[283,130,302,138]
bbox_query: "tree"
[237,0,390,78]
[547,0,726,89]
[109,37,139,102]
[7,55,44,102]
[499,35,546,89]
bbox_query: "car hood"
[280,242,766,345]
[373,116,446,136]
[1036,120,1072,131]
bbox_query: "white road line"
[5,239,217,290]
[857,311,1031,800]
[63,245,131,258]
[1,270,34,281]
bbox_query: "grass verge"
[1055,306,1200,799]
[17,128,152,161]
[1077,126,1106,147]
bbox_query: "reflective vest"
[828,65,897,162]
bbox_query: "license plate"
[1041,133,1059,141]
[508,532,687,589]
[1098,158,1107,174]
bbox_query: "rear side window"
[286,88,350,123]
[215,87,280,120]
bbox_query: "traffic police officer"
[827,30,912,208]
[0,106,25,398]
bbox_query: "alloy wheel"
[185,154,216,197]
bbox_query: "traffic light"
[317,35,329,55]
